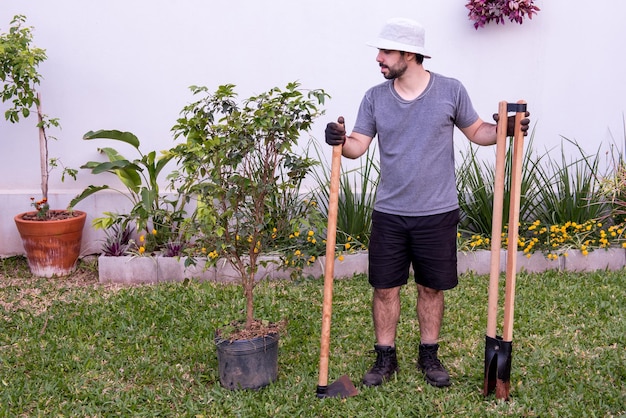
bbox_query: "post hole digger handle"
[486,101,509,340]
[483,101,528,400]
[502,101,527,343]
[316,117,358,399]
[483,101,510,398]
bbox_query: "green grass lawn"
[1,256,624,417]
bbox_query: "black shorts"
[368,209,459,290]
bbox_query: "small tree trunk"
[244,271,254,329]
[36,93,48,201]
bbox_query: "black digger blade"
[483,335,513,400]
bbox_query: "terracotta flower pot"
[14,210,87,277]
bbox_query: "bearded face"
[382,60,407,79]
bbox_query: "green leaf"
[83,129,141,149]
[68,185,110,208]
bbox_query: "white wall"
[2,0,625,256]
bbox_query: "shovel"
[483,101,527,400]
[316,117,359,399]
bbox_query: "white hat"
[367,18,431,58]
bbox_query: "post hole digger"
[316,117,359,399]
[483,101,528,401]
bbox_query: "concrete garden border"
[98,248,626,284]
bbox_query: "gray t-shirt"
[352,72,479,217]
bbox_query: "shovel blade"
[483,335,513,400]
[316,375,359,399]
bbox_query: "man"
[325,17,529,388]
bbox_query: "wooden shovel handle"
[318,117,344,388]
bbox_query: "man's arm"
[325,120,374,159]
[461,111,531,146]
[342,131,374,159]
[460,118,497,146]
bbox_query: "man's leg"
[362,286,401,387]
[416,284,443,344]
[416,284,451,387]
[373,286,401,345]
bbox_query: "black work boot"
[362,345,398,387]
[418,343,451,387]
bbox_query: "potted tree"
[171,82,328,390]
[1,15,84,277]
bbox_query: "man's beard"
[381,61,408,79]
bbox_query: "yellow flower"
[152,229,157,235]
[308,230,314,237]
[338,255,344,261]
[345,243,351,250]
[139,246,145,254]
[139,235,145,243]
[201,247,207,254]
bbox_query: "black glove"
[492,111,531,137]
[325,122,346,146]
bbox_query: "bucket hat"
[367,18,431,58]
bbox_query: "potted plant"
[170,82,329,390]
[68,129,193,283]
[1,15,84,277]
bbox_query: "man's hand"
[493,111,531,137]
[325,118,346,146]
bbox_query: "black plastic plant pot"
[215,333,279,390]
